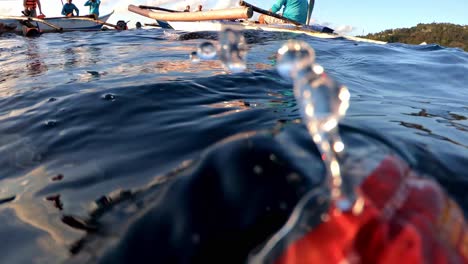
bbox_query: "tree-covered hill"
[360,23,468,51]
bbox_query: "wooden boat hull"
[0,11,113,34]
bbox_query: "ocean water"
[0,29,467,263]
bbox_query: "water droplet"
[333,141,345,153]
[219,28,247,73]
[269,154,277,161]
[197,42,217,60]
[276,40,316,80]
[253,165,263,175]
[294,73,349,132]
[44,120,58,127]
[102,94,116,101]
[336,198,353,212]
[320,213,330,222]
[190,51,200,63]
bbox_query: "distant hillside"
[360,23,468,51]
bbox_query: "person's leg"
[259,14,266,24]
[262,15,287,24]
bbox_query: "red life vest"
[25,0,37,9]
[275,155,468,264]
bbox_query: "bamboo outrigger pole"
[128,5,253,21]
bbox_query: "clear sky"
[1,0,467,34]
[253,0,468,35]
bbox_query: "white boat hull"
[162,20,386,44]
[0,11,113,34]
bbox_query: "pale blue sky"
[1,0,466,33]
[249,0,468,34]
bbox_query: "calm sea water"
[0,29,467,263]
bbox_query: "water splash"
[218,27,247,73]
[277,40,353,211]
[197,42,217,60]
[249,39,356,264]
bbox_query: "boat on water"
[127,4,386,44]
[0,11,114,34]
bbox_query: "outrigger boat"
[0,11,114,35]
[128,1,386,45]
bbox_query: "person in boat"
[196,5,203,12]
[259,0,308,24]
[135,22,142,29]
[183,5,190,12]
[23,0,44,17]
[84,0,100,19]
[62,0,79,17]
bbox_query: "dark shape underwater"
[66,123,468,264]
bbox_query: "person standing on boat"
[23,0,44,17]
[84,0,101,19]
[259,0,308,24]
[62,0,79,17]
